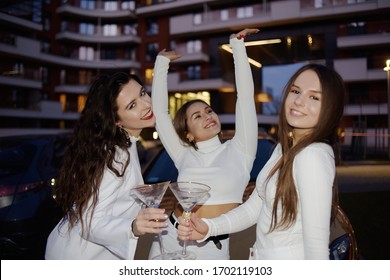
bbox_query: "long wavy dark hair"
[267,64,346,232]
[56,72,143,234]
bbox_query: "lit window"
[78,95,87,112]
[193,13,202,25]
[221,9,229,21]
[145,68,153,85]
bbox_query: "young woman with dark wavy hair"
[45,72,168,259]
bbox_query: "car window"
[0,140,36,179]
[143,149,178,183]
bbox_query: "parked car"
[141,130,276,210]
[0,132,70,259]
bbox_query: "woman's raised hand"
[158,49,182,61]
[230,28,260,39]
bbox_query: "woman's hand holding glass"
[176,212,209,241]
[132,208,168,236]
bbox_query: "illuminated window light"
[221,45,262,68]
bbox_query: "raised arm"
[230,29,259,159]
[151,50,184,163]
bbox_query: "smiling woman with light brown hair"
[177,63,346,260]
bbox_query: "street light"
[384,59,390,159]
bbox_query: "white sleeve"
[202,185,263,240]
[230,38,258,159]
[294,145,335,259]
[151,55,186,163]
[79,176,139,259]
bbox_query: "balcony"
[334,58,387,82]
[169,0,388,35]
[338,32,390,48]
[57,4,136,20]
[0,36,140,69]
[56,31,141,44]
[167,72,234,92]
[0,100,80,120]
[0,9,42,31]
[0,75,42,89]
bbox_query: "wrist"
[131,219,141,237]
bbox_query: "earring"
[118,124,131,146]
[288,131,293,138]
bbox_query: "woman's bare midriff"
[173,203,239,219]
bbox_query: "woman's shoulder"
[296,142,334,162]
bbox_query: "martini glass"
[169,181,211,260]
[131,181,170,260]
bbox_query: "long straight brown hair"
[267,64,345,231]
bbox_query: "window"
[146,19,159,35]
[79,46,94,61]
[186,40,201,54]
[104,1,118,11]
[146,43,159,61]
[59,94,66,112]
[187,65,201,80]
[80,0,95,9]
[41,41,50,53]
[193,13,202,25]
[237,6,253,19]
[61,21,68,32]
[43,13,50,31]
[124,24,137,35]
[80,23,94,35]
[145,68,153,85]
[103,24,118,36]
[78,95,87,112]
[122,1,136,10]
[221,9,229,21]
[79,70,93,85]
[41,67,49,84]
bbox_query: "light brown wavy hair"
[267,64,345,232]
[173,99,222,150]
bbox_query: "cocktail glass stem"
[181,211,191,256]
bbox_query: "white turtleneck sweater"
[152,37,258,206]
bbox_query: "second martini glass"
[131,181,170,260]
[169,181,210,260]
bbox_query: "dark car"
[141,130,276,210]
[0,132,70,259]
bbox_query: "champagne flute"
[168,181,210,260]
[131,181,170,260]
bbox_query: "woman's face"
[284,69,322,139]
[116,79,155,137]
[185,102,221,143]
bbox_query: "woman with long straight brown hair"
[177,63,346,259]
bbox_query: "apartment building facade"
[1,0,389,157]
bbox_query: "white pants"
[148,213,230,260]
